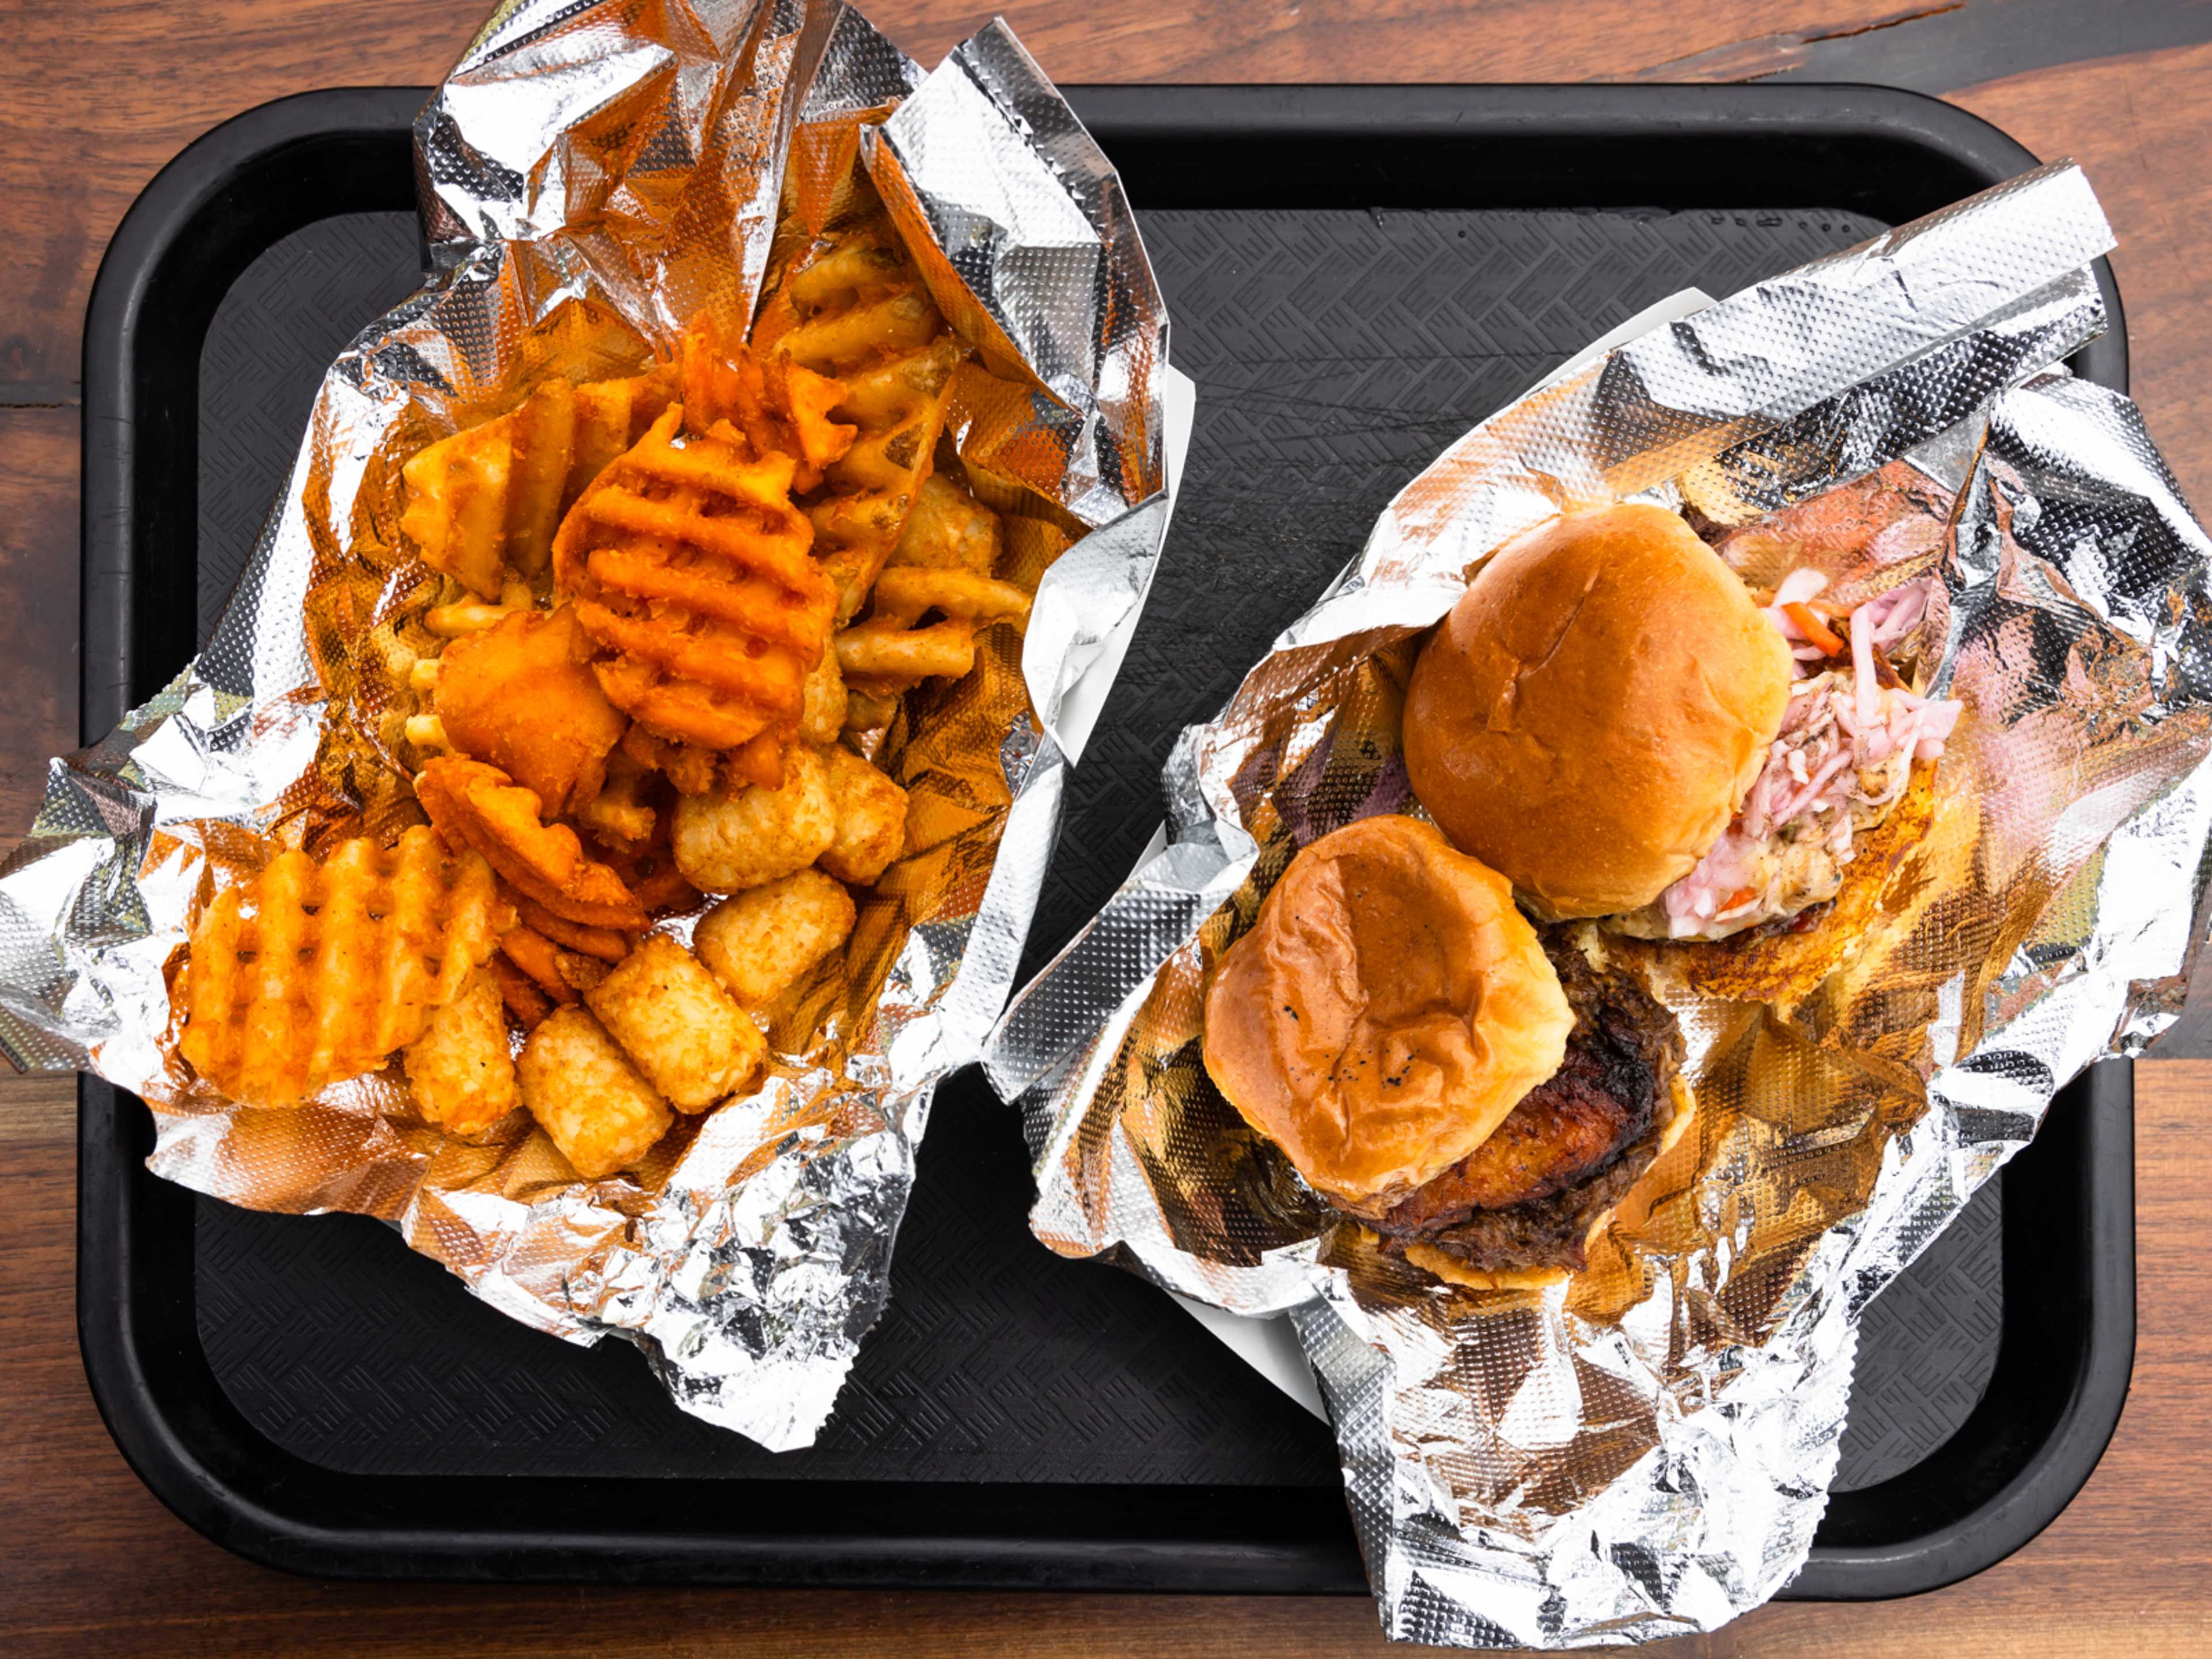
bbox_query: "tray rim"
[75,79,2134,1603]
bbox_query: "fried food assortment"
[179,827,509,1108]
[182,165,1056,1183]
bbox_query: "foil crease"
[0,0,1177,1453]
[986,162,2212,1644]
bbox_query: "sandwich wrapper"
[984,161,2212,1645]
[0,0,1187,1452]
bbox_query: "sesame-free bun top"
[1200,816,1574,1208]
[1403,504,1793,919]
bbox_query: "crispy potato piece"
[179,828,509,1108]
[510,891,631,962]
[416,756,648,931]
[517,1006,673,1179]
[885,471,1001,575]
[577,747,658,851]
[799,641,847,745]
[584,934,764,1111]
[866,567,1032,632]
[401,423,511,599]
[499,924,579,1005]
[404,971,518,1138]
[834,617,975,689]
[694,869,857,1006]
[491,953,554,1030]
[671,745,836,892]
[817,743,909,885]
[762,200,963,620]
[569,369,677,507]
[554,406,837,753]
[433,604,628,815]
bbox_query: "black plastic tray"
[78,83,2134,1602]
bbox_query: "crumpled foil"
[0,0,1182,1453]
[985,161,2212,1645]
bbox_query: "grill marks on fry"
[555,407,839,753]
[179,828,509,1107]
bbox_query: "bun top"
[1402,504,1792,918]
[1200,815,1573,1208]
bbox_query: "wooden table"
[6,3,2211,1654]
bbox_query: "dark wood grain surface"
[6,3,2212,1654]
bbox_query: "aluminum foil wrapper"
[0,0,1183,1452]
[986,161,2212,1643]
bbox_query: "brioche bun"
[1200,815,1573,1208]
[1403,504,1792,919]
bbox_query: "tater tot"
[584,934,764,1111]
[817,743,909,885]
[517,1006,672,1179]
[404,972,518,1138]
[694,870,857,1006]
[671,744,835,892]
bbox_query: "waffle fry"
[554,406,839,755]
[179,827,509,1108]
[402,371,676,599]
[679,327,856,488]
[759,194,963,621]
[415,756,649,931]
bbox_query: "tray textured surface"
[193,199,1994,1491]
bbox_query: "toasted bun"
[1201,815,1574,1207]
[1397,1075,1699,1293]
[1403,504,1793,918]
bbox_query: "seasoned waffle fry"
[402,371,677,599]
[554,406,839,754]
[432,604,628,815]
[759,195,963,622]
[404,971,518,1138]
[517,1006,672,1180]
[817,743,909,886]
[679,327,857,488]
[585,934,764,1111]
[179,827,509,1108]
[671,745,836,892]
[695,869,855,1007]
[416,756,649,931]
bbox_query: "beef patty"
[1359,933,1685,1273]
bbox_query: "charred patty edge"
[1367,931,1685,1274]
